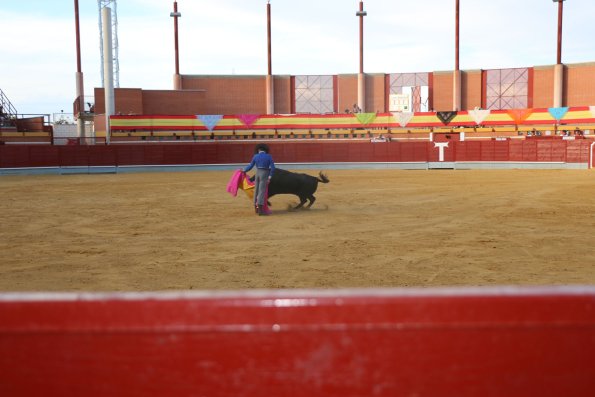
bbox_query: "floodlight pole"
[265,1,274,114]
[556,0,564,64]
[553,0,566,107]
[102,6,114,144]
[170,1,182,90]
[453,0,461,111]
[74,0,85,138]
[356,1,367,113]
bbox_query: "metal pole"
[174,1,180,75]
[74,0,85,139]
[74,0,82,74]
[553,0,565,107]
[170,2,182,90]
[356,1,367,113]
[453,0,461,111]
[267,1,272,76]
[266,1,274,114]
[556,0,564,64]
[455,0,459,71]
[358,1,364,74]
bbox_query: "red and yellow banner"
[110,107,595,131]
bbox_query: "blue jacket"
[244,151,275,176]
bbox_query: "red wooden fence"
[1,287,594,396]
[0,140,592,168]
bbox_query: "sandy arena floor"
[1,169,594,291]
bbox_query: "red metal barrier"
[0,287,594,396]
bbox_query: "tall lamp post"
[356,1,367,113]
[552,0,566,107]
[170,1,182,90]
[74,0,85,138]
[266,1,274,114]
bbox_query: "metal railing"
[0,88,18,118]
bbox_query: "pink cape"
[226,170,244,197]
[226,170,271,214]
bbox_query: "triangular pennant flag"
[507,109,533,124]
[196,114,223,131]
[237,114,261,127]
[548,107,569,121]
[355,113,377,125]
[392,112,414,127]
[468,109,491,125]
[590,106,595,118]
[436,111,457,125]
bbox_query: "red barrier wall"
[0,140,592,168]
[1,288,594,397]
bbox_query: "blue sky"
[1,0,593,116]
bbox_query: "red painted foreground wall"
[0,140,592,168]
[0,288,594,396]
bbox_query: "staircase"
[0,88,18,129]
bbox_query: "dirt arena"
[1,169,594,292]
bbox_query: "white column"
[357,73,365,112]
[266,75,274,115]
[553,64,564,108]
[102,7,114,145]
[75,71,85,138]
[173,74,182,90]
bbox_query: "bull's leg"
[294,196,307,209]
[306,195,316,208]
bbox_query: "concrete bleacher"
[105,124,595,144]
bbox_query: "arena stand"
[1,107,595,171]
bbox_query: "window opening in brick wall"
[389,72,429,112]
[486,68,528,110]
[294,75,334,114]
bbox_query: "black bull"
[252,168,330,209]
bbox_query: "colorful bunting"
[238,114,260,127]
[196,115,223,131]
[507,109,533,124]
[355,113,377,125]
[392,112,414,127]
[110,107,595,132]
[437,111,457,125]
[468,109,491,125]
[548,107,569,121]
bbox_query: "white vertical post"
[102,6,114,145]
[357,73,365,113]
[76,72,85,139]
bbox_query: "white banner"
[389,94,411,112]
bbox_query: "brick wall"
[181,75,266,114]
[462,70,482,110]
[432,71,454,111]
[337,74,358,114]
[273,75,292,114]
[92,63,595,116]
[365,74,386,113]
[566,62,595,107]
[533,66,555,108]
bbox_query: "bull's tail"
[317,172,330,184]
